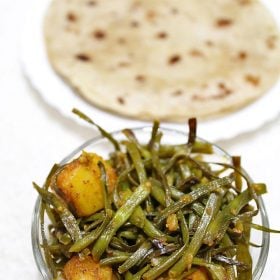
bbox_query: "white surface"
[20,0,280,142]
[0,0,279,279]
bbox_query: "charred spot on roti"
[218,82,226,90]
[117,97,125,105]
[192,94,202,101]
[192,94,205,101]
[146,10,157,21]
[214,91,232,99]
[266,35,277,49]
[131,21,140,28]
[217,82,233,96]
[215,18,233,28]
[130,1,141,11]
[205,40,214,47]
[245,75,261,86]
[189,49,204,57]
[192,83,233,101]
[66,12,77,22]
[238,0,252,5]
[238,51,247,60]
[156,32,168,39]
[168,54,181,65]
[172,90,183,96]
[135,75,146,82]
[170,8,179,15]
[87,1,97,6]
[93,29,106,40]
[75,53,91,62]
[118,61,130,68]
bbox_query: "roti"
[44,0,280,121]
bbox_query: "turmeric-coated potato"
[185,268,210,280]
[63,255,112,280]
[55,152,117,217]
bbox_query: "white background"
[0,0,279,279]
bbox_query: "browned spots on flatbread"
[170,8,179,15]
[75,53,91,62]
[238,0,252,5]
[130,1,141,11]
[66,12,77,22]
[238,51,247,60]
[87,1,97,6]
[45,0,280,121]
[135,75,146,82]
[156,31,168,39]
[192,83,233,101]
[266,35,277,49]
[217,82,233,96]
[172,90,183,96]
[117,97,125,104]
[118,61,130,67]
[205,40,214,47]
[192,94,204,101]
[168,54,181,65]
[216,18,233,28]
[189,49,204,57]
[131,20,140,28]
[146,10,157,21]
[245,75,261,86]
[93,29,106,40]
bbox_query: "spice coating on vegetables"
[54,152,117,217]
[34,114,271,280]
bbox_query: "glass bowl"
[32,127,270,279]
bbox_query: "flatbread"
[44,0,280,121]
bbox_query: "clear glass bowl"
[32,127,270,279]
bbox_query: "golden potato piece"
[55,152,117,217]
[185,268,210,280]
[63,255,112,280]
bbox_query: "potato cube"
[55,152,116,217]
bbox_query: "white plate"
[20,0,280,142]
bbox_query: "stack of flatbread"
[44,0,280,121]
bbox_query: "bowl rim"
[31,126,270,279]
